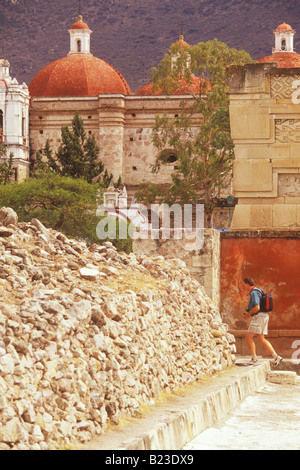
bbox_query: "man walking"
[242,278,282,366]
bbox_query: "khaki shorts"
[248,313,269,335]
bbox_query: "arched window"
[281,39,286,51]
[0,110,3,142]
[158,149,178,164]
[77,40,81,53]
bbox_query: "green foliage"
[139,39,252,221]
[0,144,14,185]
[0,173,132,252]
[3,113,129,250]
[190,38,252,84]
[34,111,113,186]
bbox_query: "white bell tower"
[0,59,30,181]
[68,15,92,55]
[170,35,191,71]
[273,22,296,54]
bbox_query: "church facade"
[29,91,196,194]
[28,15,200,200]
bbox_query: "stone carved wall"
[271,74,300,100]
[275,119,300,143]
[227,63,300,230]
[278,174,300,197]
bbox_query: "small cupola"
[170,34,191,71]
[273,22,296,53]
[68,15,92,55]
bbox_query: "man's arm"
[244,304,260,318]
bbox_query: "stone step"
[267,370,298,385]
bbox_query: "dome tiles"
[257,52,300,68]
[135,76,209,96]
[29,53,132,97]
[275,22,293,31]
[29,15,132,97]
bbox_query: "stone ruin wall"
[0,207,235,450]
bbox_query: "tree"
[0,173,131,252]
[0,144,14,185]
[34,111,113,186]
[136,39,252,225]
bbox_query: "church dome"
[71,15,90,30]
[257,52,300,67]
[135,76,209,96]
[173,34,189,49]
[29,15,132,97]
[29,54,132,97]
[136,34,209,96]
[275,22,293,31]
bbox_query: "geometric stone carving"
[275,119,300,143]
[271,74,300,100]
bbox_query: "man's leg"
[257,334,277,357]
[245,332,257,360]
[257,334,283,365]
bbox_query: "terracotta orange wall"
[220,235,300,331]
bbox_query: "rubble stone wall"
[133,229,221,306]
[0,207,235,450]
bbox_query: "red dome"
[275,22,293,31]
[135,82,160,96]
[29,54,132,97]
[173,35,189,49]
[71,16,90,30]
[257,52,300,68]
[135,76,210,96]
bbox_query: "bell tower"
[273,22,296,53]
[0,59,30,181]
[68,15,92,55]
[170,35,191,70]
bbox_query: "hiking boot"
[246,359,259,366]
[274,355,283,367]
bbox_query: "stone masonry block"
[230,106,270,140]
[267,371,297,385]
[250,204,273,229]
[230,205,251,230]
[273,204,297,228]
[234,159,273,192]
